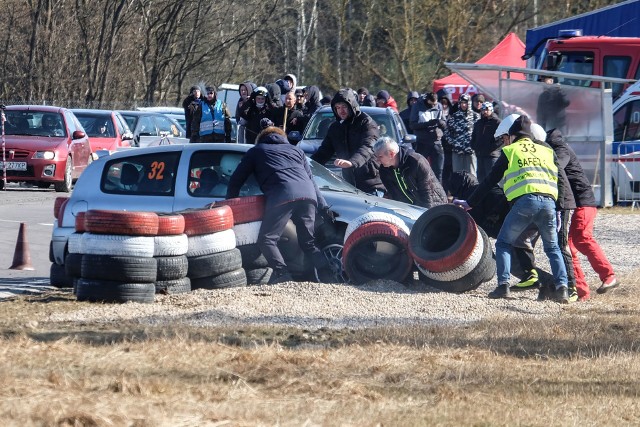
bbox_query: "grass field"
[0,267,638,426]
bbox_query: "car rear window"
[101,151,181,195]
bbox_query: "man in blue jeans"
[454,115,569,303]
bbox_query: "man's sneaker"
[488,284,510,299]
[268,270,294,285]
[553,286,570,304]
[597,276,620,294]
[510,269,540,292]
[568,285,578,303]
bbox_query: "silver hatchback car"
[52,143,426,281]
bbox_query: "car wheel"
[0,180,4,190]
[54,157,72,192]
[50,262,74,288]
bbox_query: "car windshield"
[303,109,399,143]
[5,111,66,137]
[75,113,114,137]
[121,114,139,131]
[309,159,359,194]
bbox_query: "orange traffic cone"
[9,222,34,270]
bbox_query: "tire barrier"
[75,279,155,304]
[187,249,243,280]
[50,262,73,288]
[214,196,265,224]
[344,212,410,244]
[153,234,189,257]
[233,221,262,246]
[245,267,272,285]
[155,277,191,295]
[342,221,413,285]
[81,255,158,283]
[156,213,185,236]
[67,233,84,254]
[409,205,496,293]
[84,209,159,236]
[186,229,236,257]
[181,206,233,236]
[156,255,189,281]
[191,268,248,290]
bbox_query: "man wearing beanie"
[454,115,569,303]
[226,125,332,284]
[375,90,399,112]
[189,85,232,143]
[182,85,202,140]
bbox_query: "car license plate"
[0,161,27,171]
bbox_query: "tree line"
[0,0,620,109]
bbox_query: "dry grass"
[1,271,640,426]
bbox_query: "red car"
[72,109,133,152]
[0,105,92,192]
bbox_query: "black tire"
[187,248,242,279]
[238,244,269,269]
[191,268,247,290]
[81,255,158,283]
[64,253,83,279]
[155,277,191,294]
[156,255,188,281]
[50,262,74,288]
[418,227,495,293]
[76,279,155,303]
[37,182,51,189]
[409,204,477,273]
[245,267,272,285]
[54,157,72,192]
[49,241,55,263]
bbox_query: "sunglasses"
[207,92,215,95]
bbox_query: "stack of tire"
[183,206,247,289]
[409,204,495,293]
[75,210,161,303]
[213,196,271,285]
[342,212,414,285]
[153,213,190,294]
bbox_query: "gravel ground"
[47,211,640,330]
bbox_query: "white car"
[52,143,426,281]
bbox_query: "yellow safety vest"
[502,137,558,201]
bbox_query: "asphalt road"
[0,184,62,298]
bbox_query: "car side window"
[187,150,260,198]
[307,112,334,139]
[155,116,178,137]
[101,151,181,195]
[138,116,157,136]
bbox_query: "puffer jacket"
[311,88,385,194]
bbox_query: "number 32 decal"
[147,161,165,180]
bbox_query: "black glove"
[319,206,336,224]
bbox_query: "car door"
[65,111,91,177]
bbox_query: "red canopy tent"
[432,33,526,101]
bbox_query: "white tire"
[233,221,262,246]
[415,227,483,282]
[81,233,155,258]
[67,233,84,254]
[187,229,236,257]
[344,212,410,244]
[154,234,189,257]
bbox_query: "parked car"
[1,105,92,192]
[289,106,416,172]
[72,109,134,152]
[118,110,189,147]
[51,143,426,281]
[136,107,186,129]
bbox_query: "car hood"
[4,135,68,149]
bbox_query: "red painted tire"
[342,221,412,285]
[157,213,185,235]
[53,196,69,219]
[181,206,234,236]
[84,210,159,236]
[409,204,478,273]
[215,196,265,224]
[75,211,86,233]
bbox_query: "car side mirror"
[122,131,134,141]
[72,130,86,140]
[403,134,416,144]
[288,131,302,143]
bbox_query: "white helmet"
[494,114,521,139]
[530,123,547,142]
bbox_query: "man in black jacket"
[399,91,419,134]
[410,92,447,183]
[373,137,447,208]
[470,102,502,182]
[311,88,385,195]
[227,125,330,284]
[182,85,202,140]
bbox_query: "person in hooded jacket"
[226,124,331,284]
[470,101,502,182]
[373,137,447,208]
[375,90,399,112]
[189,85,232,143]
[356,87,376,107]
[182,85,202,140]
[266,83,282,108]
[410,92,447,183]
[311,88,385,195]
[239,86,275,145]
[236,81,256,144]
[545,127,618,301]
[447,93,480,177]
[303,85,322,121]
[400,91,419,133]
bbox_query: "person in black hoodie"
[400,91,419,134]
[238,86,274,145]
[374,137,447,208]
[303,85,322,121]
[311,88,385,195]
[410,92,447,183]
[226,124,331,284]
[182,85,202,140]
[236,81,256,144]
[470,101,502,182]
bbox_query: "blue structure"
[524,0,640,62]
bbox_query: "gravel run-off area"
[47,212,640,330]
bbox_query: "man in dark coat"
[536,76,570,132]
[226,125,330,284]
[311,88,385,195]
[410,92,447,183]
[273,91,305,144]
[399,91,419,134]
[182,85,202,140]
[470,101,502,182]
[238,86,274,145]
[373,137,447,208]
